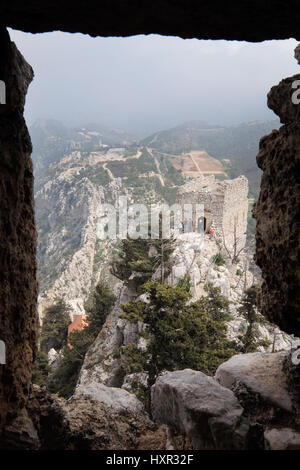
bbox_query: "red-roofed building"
[67,314,89,348]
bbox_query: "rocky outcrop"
[267,75,300,125]
[62,395,166,450]
[166,233,291,351]
[36,164,123,319]
[0,29,37,434]
[151,351,300,450]
[215,351,300,449]
[151,369,248,450]
[0,408,39,450]
[254,47,300,335]
[74,381,144,414]
[264,427,300,450]
[2,384,166,450]
[215,352,293,414]
[77,285,136,388]
[15,351,296,451]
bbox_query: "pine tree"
[121,282,238,391]
[40,299,71,353]
[32,351,51,386]
[48,328,93,398]
[238,285,270,352]
[111,238,155,292]
[85,282,116,336]
[111,225,175,292]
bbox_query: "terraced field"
[172,150,227,178]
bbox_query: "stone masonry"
[177,175,249,252]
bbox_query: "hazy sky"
[9,29,299,136]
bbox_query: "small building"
[177,175,249,251]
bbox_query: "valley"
[30,116,296,451]
[34,118,280,313]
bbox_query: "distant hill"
[30,119,138,177]
[141,120,280,198]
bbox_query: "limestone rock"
[25,384,69,450]
[75,381,144,414]
[0,408,40,450]
[48,348,58,365]
[267,74,300,124]
[77,287,132,388]
[47,348,64,383]
[151,369,248,450]
[22,385,166,450]
[166,233,253,303]
[215,352,293,412]
[78,286,149,391]
[63,395,166,450]
[264,427,300,450]
[254,122,300,335]
[254,44,300,336]
[122,372,149,393]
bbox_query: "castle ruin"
[177,175,249,252]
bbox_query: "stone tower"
[177,175,249,251]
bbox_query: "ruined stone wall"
[178,187,224,234]
[177,176,248,252]
[222,176,249,253]
[0,28,37,433]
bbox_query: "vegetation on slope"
[34,283,116,398]
[121,283,238,410]
[40,299,71,353]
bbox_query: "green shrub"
[238,285,271,353]
[121,282,239,410]
[214,252,225,266]
[111,234,175,293]
[32,351,51,387]
[177,275,191,292]
[40,299,71,353]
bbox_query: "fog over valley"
[9,30,298,136]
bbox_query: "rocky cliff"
[35,142,181,320]
[0,29,38,434]
[254,50,300,336]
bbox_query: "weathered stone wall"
[177,175,248,252]
[0,28,37,433]
[178,180,224,234]
[254,64,300,335]
[222,176,249,252]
